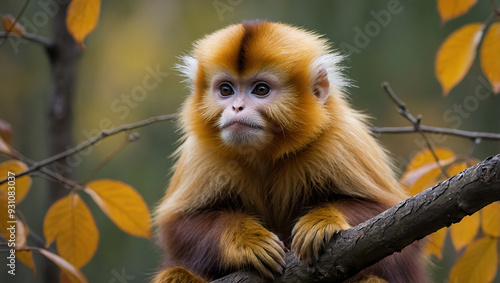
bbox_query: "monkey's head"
[178,20,348,159]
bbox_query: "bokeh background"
[1,1,499,282]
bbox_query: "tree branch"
[212,154,500,283]
[0,113,178,185]
[0,32,52,47]
[370,125,500,140]
[381,82,448,177]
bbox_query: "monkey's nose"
[232,105,244,112]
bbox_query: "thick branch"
[212,154,500,283]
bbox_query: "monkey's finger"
[270,233,286,252]
[291,228,308,255]
[248,254,275,280]
[254,242,285,273]
[265,242,286,269]
[311,229,325,261]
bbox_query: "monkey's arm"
[157,210,286,280]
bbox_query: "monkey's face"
[180,21,346,158]
[212,72,279,148]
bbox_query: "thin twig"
[370,125,500,140]
[10,148,79,190]
[0,32,52,47]
[0,113,178,185]
[465,138,482,167]
[381,82,449,178]
[0,0,31,46]
[78,131,138,185]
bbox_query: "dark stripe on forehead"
[238,19,266,73]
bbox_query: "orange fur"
[153,20,426,283]
[291,204,352,264]
[220,217,286,279]
[152,267,205,283]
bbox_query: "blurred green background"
[1,0,499,282]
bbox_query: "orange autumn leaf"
[38,248,88,283]
[449,237,498,283]
[437,0,478,24]
[482,202,500,237]
[450,212,480,251]
[0,119,13,145]
[0,119,13,155]
[0,160,31,203]
[1,14,25,37]
[60,271,75,283]
[424,227,447,260]
[16,219,36,274]
[0,192,36,274]
[408,168,442,196]
[66,0,101,49]
[447,161,468,176]
[85,179,151,239]
[480,22,500,94]
[0,137,12,155]
[435,23,483,96]
[401,148,455,189]
[43,193,98,268]
[17,249,36,275]
[0,191,15,247]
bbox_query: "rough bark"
[44,1,79,282]
[212,154,500,283]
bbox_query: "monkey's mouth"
[220,119,264,131]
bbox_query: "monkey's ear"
[310,53,350,102]
[313,66,330,105]
[175,56,198,87]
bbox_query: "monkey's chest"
[239,183,313,237]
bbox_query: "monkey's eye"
[252,82,271,97]
[218,83,234,97]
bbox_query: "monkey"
[153,20,427,283]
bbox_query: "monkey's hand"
[291,205,351,265]
[221,217,286,279]
[152,266,206,283]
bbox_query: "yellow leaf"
[449,237,498,283]
[435,23,483,96]
[17,249,36,275]
[480,23,500,94]
[1,14,25,37]
[450,212,480,251]
[0,160,31,203]
[448,161,467,175]
[43,193,99,268]
[424,227,447,260]
[85,179,151,239]
[38,248,88,283]
[16,219,36,275]
[0,137,12,155]
[66,0,101,49]
[0,191,10,239]
[437,0,478,24]
[401,148,455,189]
[0,119,13,145]
[408,168,442,196]
[482,202,500,237]
[61,271,75,283]
[0,192,36,274]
